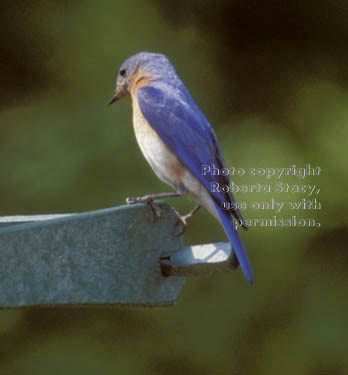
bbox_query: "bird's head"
[108,52,175,105]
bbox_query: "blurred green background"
[1,0,347,374]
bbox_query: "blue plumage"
[137,85,254,283]
[213,201,254,283]
[109,52,254,283]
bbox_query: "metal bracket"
[0,203,238,308]
[160,242,238,277]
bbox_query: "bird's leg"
[174,205,201,236]
[126,192,182,221]
[126,192,182,204]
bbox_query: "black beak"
[107,94,117,105]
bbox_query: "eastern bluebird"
[108,52,253,283]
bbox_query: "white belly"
[132,98,181,189]
[131,96,219,220]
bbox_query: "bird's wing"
[137,85,253,283]
[136,85,245,225]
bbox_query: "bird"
[108,52,253,283]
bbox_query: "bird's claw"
[126,196,161,222]
[172,208,191,237]
[174,205,201,237]
[175,214,188,237]
[126,195,152,204]
[147,200,162,221]
[126,197,137,204]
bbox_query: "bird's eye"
[120,69,126,77]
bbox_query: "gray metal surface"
[0,214,74,228]
[160,242,238,276]
[0,203,185,308]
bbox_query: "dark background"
[0,0,347,374]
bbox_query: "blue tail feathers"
[214,202,254,284]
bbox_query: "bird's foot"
[126,192,181,204]
[174,205,201,237]
[126,192,183,222]
[126,195,154,205]
[126,195,162,221]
